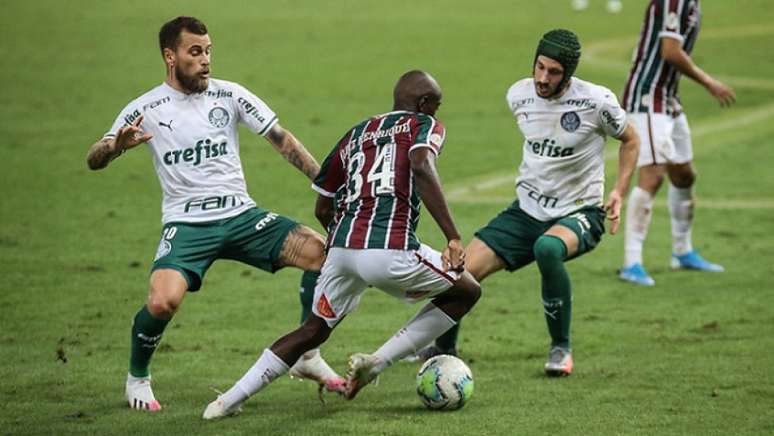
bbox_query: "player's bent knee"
[146,295,180,319]
[533,235,566,262]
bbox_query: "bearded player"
[86,16,344,412]
[202,70,481,419]
[420,29,639,376]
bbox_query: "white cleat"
[202,396,242,420]
[126,373,162,412]
[289,349,346,395]
[345,353,382,400]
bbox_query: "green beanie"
[534,29,581,95]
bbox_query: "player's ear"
[418,95,429,112]
[163,48,175,67]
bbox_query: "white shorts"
[312,244,459,327]
[628,112,693,167]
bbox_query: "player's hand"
[603,189,623,235]
[442,239,465,272]
[115,115,153,154]
[706,79,736,107]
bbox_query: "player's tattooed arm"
[86,115,152,170]
[266,124,321,180]
[86,137,121,170]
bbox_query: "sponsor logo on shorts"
[560,111,581,132]
[208,107,230,128]
[154,226,177,261]
[316,294,336,318]
[255,212,278,231]
[154,241,171,261]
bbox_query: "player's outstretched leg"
[203,315,334,419]
[345,272,481,400]
[288,271,346,393]
[289,348,346,394]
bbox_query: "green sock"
[534,235,571,349]
[435,322,460,352]
[299,271,319,323]
[129,306,170,378]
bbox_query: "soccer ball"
[416,355,474,410]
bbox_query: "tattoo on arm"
[267,126,321,180]
[86,138,119,170]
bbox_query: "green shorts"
[474,200,606,271]
[151,207,299,291]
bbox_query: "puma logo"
[159,120,173,131]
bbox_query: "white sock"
[668,184,694,255]
[373,303,456,372]
[624,186,654,267]
[221,349,289,409]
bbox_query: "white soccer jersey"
[104,79,278,223]
[506,77,627,221]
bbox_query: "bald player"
[419,29,639,377]
[203,70,481,419]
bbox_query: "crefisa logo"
[560,111,581,132]
[209,107,230,128]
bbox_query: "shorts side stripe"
[646,112,657,165]
[414,252,454,285]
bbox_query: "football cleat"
[288,349,347,397]
[618,263,656,286]
[345,353,382,400]
[125,373,162,412]
[202,396,242,420]
[544,346,573,377]
[671,251,724,273]
[402,345,459,363]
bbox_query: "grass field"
[2,1,773,434]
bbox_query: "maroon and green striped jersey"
[622,0,701,115]
[313,111,446,250]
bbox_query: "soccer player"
[418,29,639,376]
[619,0,735,286]
[85,16,344,412]
[202,70,481,419]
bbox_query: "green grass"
[1,1,773,434]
